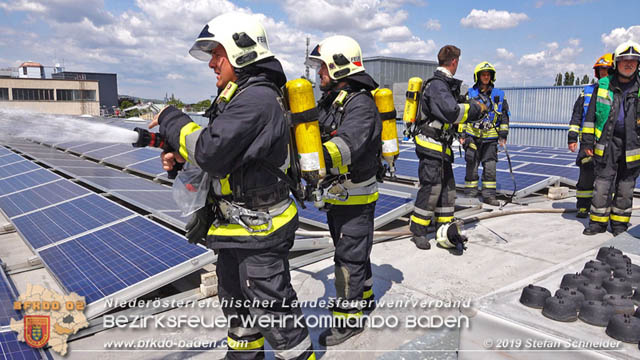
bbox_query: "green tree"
[581,75,590,84]
[554,73,563,86]
[167,98,185,109]
[119,100,134,109]
[193,99,212,112]
[563,72,571,86]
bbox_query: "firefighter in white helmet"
[153,12,315,359]
[582,41,640,236]
[305,35,381,346]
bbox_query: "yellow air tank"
[285,79,326,184]
[373,88,399,177]
[403,77,423,136]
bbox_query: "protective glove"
[185,204,215,245]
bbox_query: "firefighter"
[460,61,510,206]
[582,41,640,236]
[151,13,315,360]
[409,45,486,250]
[305,35,381,346]
[568,53,614,218]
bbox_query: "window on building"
[11,88,54,101]
[0,88,8,100]
[55,89,96,101]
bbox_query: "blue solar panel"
[509,155,574,166]
[126,158,165,176]
[0,180,89,218]
[515,163,580,181]
[22,151,76,160]
[83,144,133,160]
[0,147,11,156]
[102,148,160,168]
[0,331,42,360]
[55,141,88,150]
[39,216,207,304]
[111,190,177,211]
[39,159,102,168]
[13,194,134,250]
[393,159,418,178]
[158,210,190,228]
[298,193,412,228]
[453,167,549,192]
[0,169,60,196]
[0,270,21,327]
[59,167,131,178]
[496,160,523,170]
[0,154,25,167]
[82,176,169,191]
[0,160,41,179]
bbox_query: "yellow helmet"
[593,53,614,69]
[473,61,496,84]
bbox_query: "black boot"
[576,208,589,218]
[583,225,606,235]
[319,326,365,346]
[411,235,431,250]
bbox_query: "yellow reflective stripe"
[581,127,594,134]
[333,311,363,318]
[469,143,477,150]
[363,289,373,299]
[610,214,630,223]
[208,202,297,236]
[626,154,640,163]
[410,215,431,226]
[597,88,610,99]
[568,125,580,133]
[337,165,349,174]
[590,214,609,223]
[594,128,602,139]
[415,136,452,155]
[436,216,454,223]
[483,181,496,188]
[499,124,509,130]
[179,122,202,162]
[457,123,465,132]
[324,141,343,168]
[576,190,592,198]
[220,174,231,195]
[458,103,470,123]
[325,192,379,205]
[227,336,264,350]
[594,147,604,156]
[307,353,317,360]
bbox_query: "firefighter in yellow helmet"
[567,53,613,218]
[460,61,510,205]
[582,41,640,236]
[152,13,315,359]
[305,35,381,346]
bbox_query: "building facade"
[0,78,100,116]
[52,71,118,114]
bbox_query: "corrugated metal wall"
[503,85,584,147]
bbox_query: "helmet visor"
[189,40,219,62]
[616,54,640,63]
[304,56,323,69]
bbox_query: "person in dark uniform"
[152,13,315,360]
[305,35,381,346]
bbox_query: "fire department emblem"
[24,315,50,348]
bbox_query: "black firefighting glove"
[185,204,215,245]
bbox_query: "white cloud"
[601,26,640,48]
[518,51,545,66]
[546,42,559,51]
[379,37,436,57]
[425,19,441,31]
[568,38,580,47]
[167,73,184,80]
[496,48,514,59]
[460,9,529,30]
[377,26,412,42]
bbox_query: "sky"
[0,0,639,103]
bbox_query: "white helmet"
[613,40,640,69]
[435,220,468,255]
[305,35,365,80]
[189,13,273,68]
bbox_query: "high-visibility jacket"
[463,85,510,140]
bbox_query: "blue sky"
[0,0,638,103]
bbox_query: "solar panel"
[38,216,213,318]
[125,158,165,177]
[496,160,523,170]
[58,167,131,178]
[82,144,133,160]
[0,269,21,327]
[20,151,75,161]
[452,167,550,193]
[393,159,419,179]
[0,180,90,218]
[514,163,579,181]
[0,159,41,179]
[0,169,60,196]
[111,190,177,211]
[509,155,574,166]
[81,176,169,191]
[0,147,12,156]
[157,210,190,228]
[298,192,413,230]
[102,148,160,168]
[54,141,89,150]
[0,331,42,360]
[64,142,113,154]
[37,159,102,168]
[12,194,134,250]
[0,154,25,167]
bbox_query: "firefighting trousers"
[463,139,498,199]
[410,156,456,236]
[326,202,376,320]
[575,156,595,212]
[589,136,640,233]
[217,238,314,360]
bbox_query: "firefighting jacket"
[416,69,484,161]
[568,84,596,144]
[463,84,509,140]
[582,74,640,168]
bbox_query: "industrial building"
[0,62,118,116]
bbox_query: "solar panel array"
[0,145,215,319]
[394,142,584,197]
